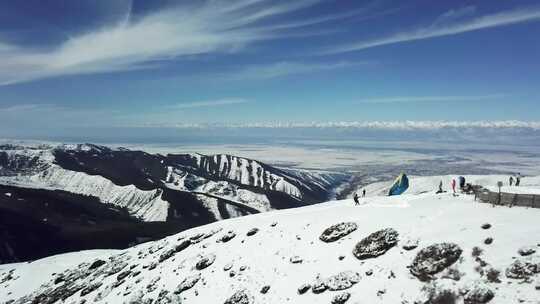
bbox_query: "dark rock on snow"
[196,253,216,270]
[402,238,419,251]
[518,246,536,256]
[312,279,328,294]
[116,270,131,281]
[464,285,495,304]
[260,285,270,294]
[290,256,303,264]
[505,259,540,279]
[353,228,399,260]
[80,282,103,297]
[223,263,233,271]
[481,223,491,230]
[307,271,360,295]
[246,228,259,236]
[224,289,253,304]
[420,284,457,304]
[484,238,493,245]
[155,290,182,304]
[297,284,311,295]
[88,259,107,270]
[410,243,463,281]
[159,240,191,263]
[219,231,237,243]
[331,292,351,304]
[175,273,201,293]
[325,271,361,291]
[319,222,358,243]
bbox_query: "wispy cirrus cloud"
[0,104,46,112]
[0,0,334,85]
[170,98,250,109]
[219,61,370,81]
[357,94,506,104]
[261,4,403,31]
[322,6,540,54]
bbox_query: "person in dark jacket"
[353,193,360,205]
[436,180,444,194]
[515,173,521,186]
[362,189,366,197]
[509,176,514,186]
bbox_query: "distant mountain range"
[0,143,346,263]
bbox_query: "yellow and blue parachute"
[388,173,409,196]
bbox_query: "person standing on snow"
[515,173,521,186]
[509,176,514,186]
[451,179,457,193]
[353,192,360,205]
[362,189,366,197]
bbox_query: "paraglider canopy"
[388,173,409,196]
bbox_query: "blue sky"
[0,0,539,138]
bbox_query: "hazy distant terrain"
[116,138,540,198]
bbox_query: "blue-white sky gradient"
[1,0,539,140]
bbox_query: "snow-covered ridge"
[0,146,169,221]
[2,177,540,304]
[0,148,53,175]
[0,163,169,221]
[1,144,342,223]
[176,153,302,197]
[169,153,340,200]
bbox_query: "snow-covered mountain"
[1,175,539,304]
[0,143,346,263]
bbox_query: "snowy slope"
[0,163,169,221]
[2,178,540,304]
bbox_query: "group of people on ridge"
[352,173,525,205]
[509,173,522,186]
[437,178,462,194]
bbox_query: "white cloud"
[127,120,540,130]
[170,98,250,109]
[322,6,540,54]
[261,4,402,31]
[357,94,506,104]
[0,104,44,112]
[0,0,326,85]
[432,6,477,26]
[220,61,369,81]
